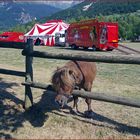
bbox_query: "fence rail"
[0,68,25,77]
[22,81,140,108]
[22,50,140,65]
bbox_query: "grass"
[96,63,140,99]
[0,43,140,139]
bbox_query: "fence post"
[24,39,33,109]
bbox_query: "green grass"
[0,48,24,67]
[98,63,140,85]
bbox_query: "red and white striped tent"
[24,20,69,46]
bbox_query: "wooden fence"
[0,39,140,109]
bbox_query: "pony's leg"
[85,98,92,112]
[70,96,79,115]
[85,98,94,118]
[73,95,79,112]
[84,83,94,118]
[70,96,81,115]
[72,86,81,113]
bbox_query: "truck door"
[107,25,118,43]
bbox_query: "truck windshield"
[60,34,65,37]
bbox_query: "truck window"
[60,34,65,37]
[100,25,107,44]
[90,26,97,41]
[55,33,60,37]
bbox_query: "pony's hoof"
[70,108,79,115]
[84,110,94,118]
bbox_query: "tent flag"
[25,20,69,46]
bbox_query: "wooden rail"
[22,81,140,108]
[22,50,140,65]
[0,68,25,77]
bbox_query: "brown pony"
[52,60,97,117]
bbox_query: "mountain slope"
[39,0,82,9]
[0,2,61,31]
[40,0,140,22]
[10,0,140,40]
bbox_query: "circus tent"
[24,20,69,46]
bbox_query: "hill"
[0,1,61,31]
[40,0,140,22]
[10,0,140,40]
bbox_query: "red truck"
[66,19,118,51]
[0,32,25,43]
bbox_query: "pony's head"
[52,67,76,107]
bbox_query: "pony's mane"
[52,67,74,90]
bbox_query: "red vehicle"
[0,32,25,42]
[66,19,118,51]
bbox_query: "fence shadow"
[53,105,140,136]
[24,89,59,127]
[0,78,24,139]
[0,78,139,138]
[73,111,140,135]
[25,89,140,136]
[0,78,56,138]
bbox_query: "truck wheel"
[92,45,97,51]
[83,47,89,50]
[93,45,101,51]
[107,48,114,51]
[71,44,79,50]
[65,43,69,47]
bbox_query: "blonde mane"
[52,67,75,90]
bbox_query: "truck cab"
[55,30,66,46]
[0,32,25,43]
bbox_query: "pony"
[52,60,97,117]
